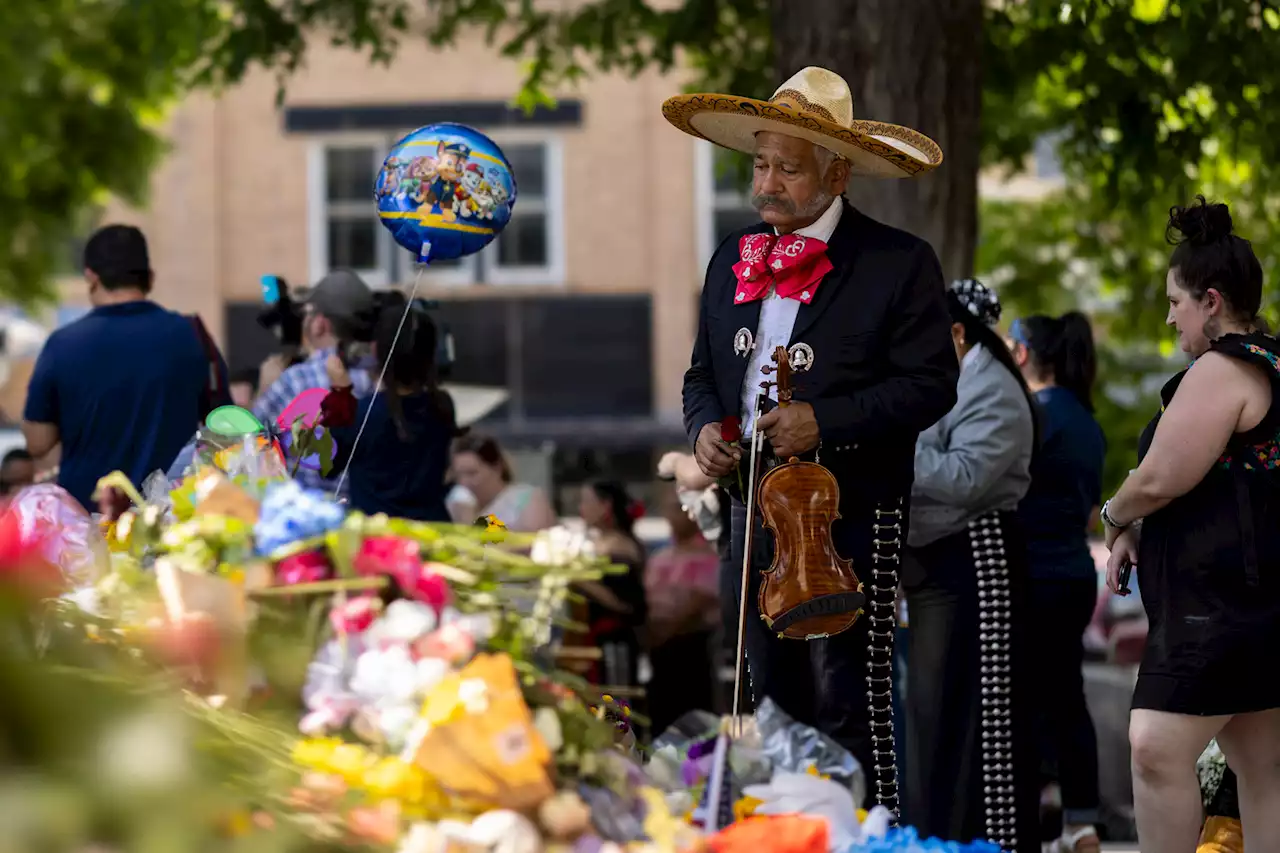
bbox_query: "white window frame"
[307,134,393,289]
[483,128,566,286]
[308,130,565,289]
[693,140,756,272]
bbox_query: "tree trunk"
[771,0,983,282]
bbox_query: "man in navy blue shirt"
[22,225,228,510]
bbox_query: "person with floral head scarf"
[902,279,1041,850]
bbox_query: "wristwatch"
[1100,499,1126,530]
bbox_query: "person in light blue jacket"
[901,279,1041,852]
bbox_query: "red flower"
[319,386,358,429]
[330,594,381,635]
[275,549,333,586]
[721,417,742,443]
[401,563,452,614]
[354,536,421,580]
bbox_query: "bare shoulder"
[1184,350,1272,428]
[1187,350,1271,393]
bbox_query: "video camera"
[257,275,454,377]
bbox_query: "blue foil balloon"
[375,123,517,264]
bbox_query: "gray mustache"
[751,193,795,214]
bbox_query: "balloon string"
[333,266,425,496]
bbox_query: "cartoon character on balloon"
[375,123,517,266]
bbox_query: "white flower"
[467,810,543,853]
[368,600,437,646]
[398,822,446,853]
[533,707,563,752]
[530,524,595,565]
[458,678,489,714]
[302,638,363,709]
[375,701,422,749]
[351,645,421,705]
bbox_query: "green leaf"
[1131,0,1169,23]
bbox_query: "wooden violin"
[754,346,865,639]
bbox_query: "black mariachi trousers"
[726,498,901,812]
[902,512,1040,852]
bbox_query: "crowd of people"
[10,66,1280,853]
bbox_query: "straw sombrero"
[662,66,942,179]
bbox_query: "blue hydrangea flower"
[844,826,1003,853]
[254,480,346,555]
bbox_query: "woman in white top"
[447,434,557,532]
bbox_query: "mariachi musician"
[666,67,959,812]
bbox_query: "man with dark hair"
[22,224,230,510]
[0,449,34,496]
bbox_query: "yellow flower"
[856,808,868,823]
[225,810,254,837]
[733,795,763,822]
[292,737,341,769]
[328,743,379,783]
[639,787,682,849]
[804,764,831,781]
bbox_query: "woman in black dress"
[1102,197,1280,851]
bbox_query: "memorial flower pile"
[1,449,1006,853]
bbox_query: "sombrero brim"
[662,93,942,179]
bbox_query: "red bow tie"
[732,233,833,305]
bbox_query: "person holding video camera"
[250,269,379,492]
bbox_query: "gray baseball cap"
[299,269,375,332]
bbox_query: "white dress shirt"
[739,197,844,438]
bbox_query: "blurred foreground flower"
[0,504,64,599]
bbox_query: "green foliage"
[0,0,413,306]
[979,0,1280,489]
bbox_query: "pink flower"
[355,536,419,577]
[329,595,381,636]
[413,622,474,664]
[401,562,452,614]
[275,550,332,586]
[354,537,451,612]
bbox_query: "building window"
[309,133,564,288]
[694,141,757,271]
[324,146,382,273]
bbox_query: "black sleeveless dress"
[1134,332,1280,715]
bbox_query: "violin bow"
[730,345,790,733]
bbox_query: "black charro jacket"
[682,201,959,505]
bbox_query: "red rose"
[721,417,742,443]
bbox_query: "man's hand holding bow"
[758,403,820,458]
